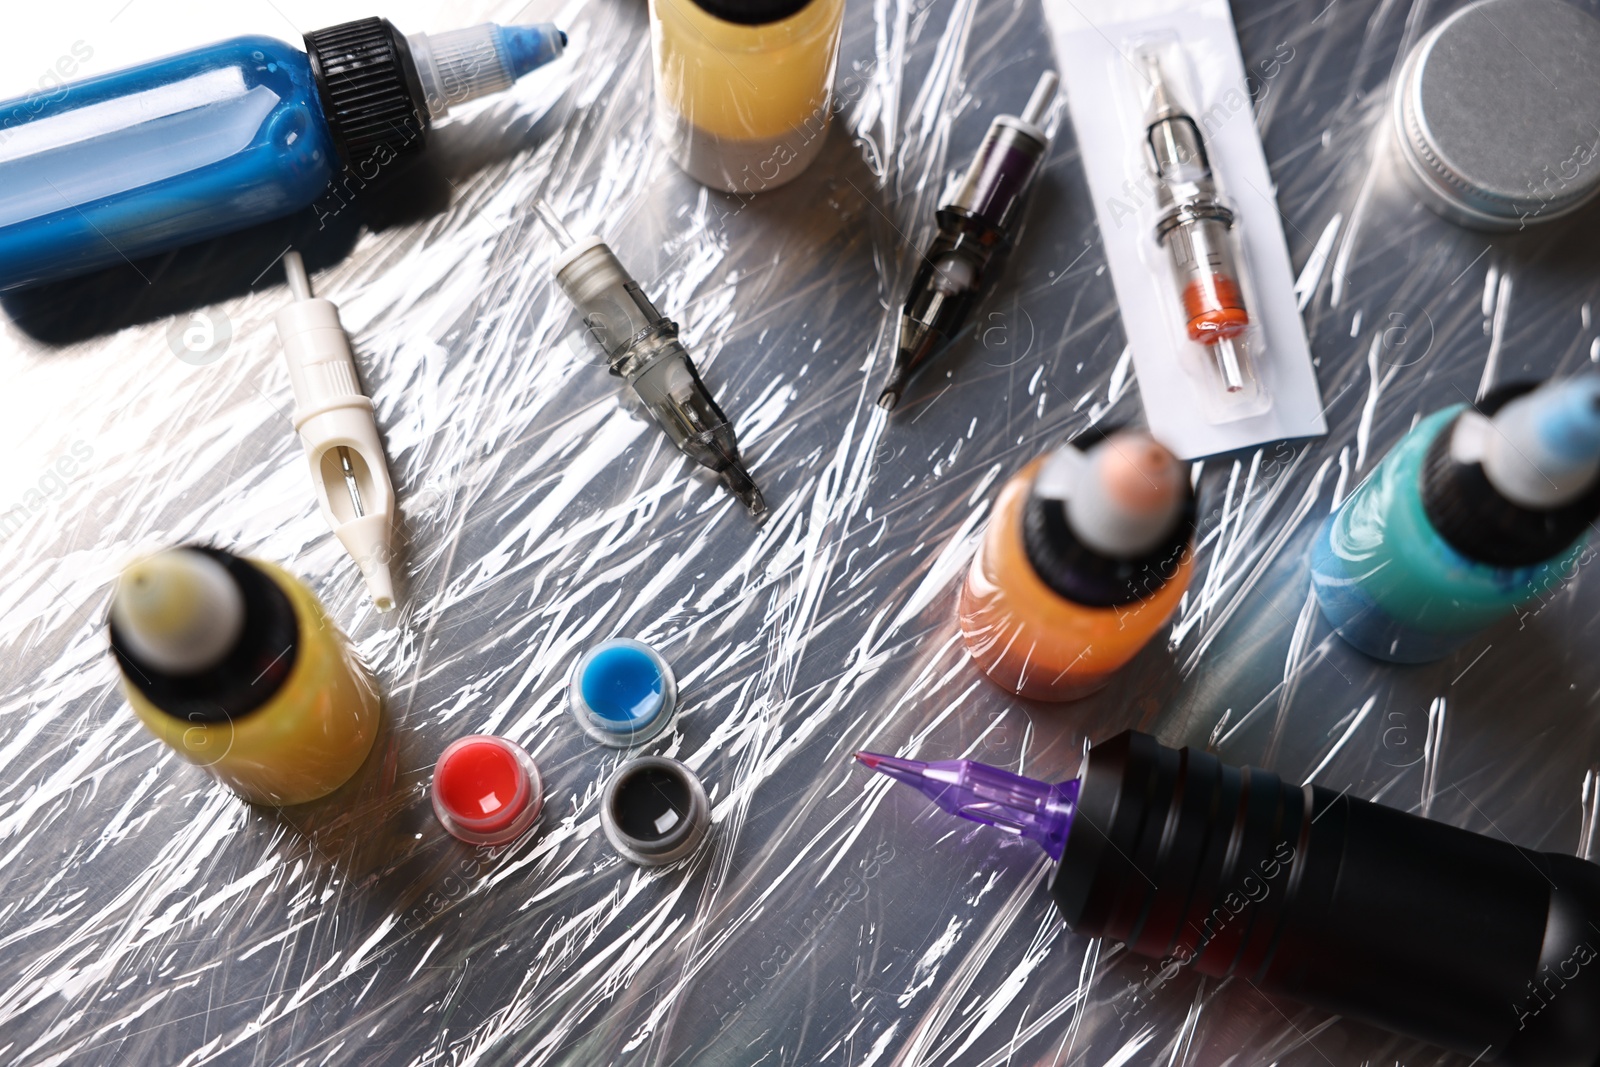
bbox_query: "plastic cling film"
[8,0,1600,1063]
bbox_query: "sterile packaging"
[1047,0,1326,458]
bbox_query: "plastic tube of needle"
[286,259,313,300]
[533,199,576,249]
[1022,71,1058,128]
[273,252,400,610]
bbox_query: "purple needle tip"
[855,751,930,786]
[854,750,1080,860]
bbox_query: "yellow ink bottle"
[649,0,846,193]
[108,546,381,806]
[959,430,1196,701]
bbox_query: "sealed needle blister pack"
[1046,0,1326,459]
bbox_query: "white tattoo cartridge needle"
[273,251,398,611]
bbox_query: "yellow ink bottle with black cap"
[650,0,846,193]
[108,545,381,806]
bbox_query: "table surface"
[3,0,1600,1064]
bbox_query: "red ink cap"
[431,735,544,846]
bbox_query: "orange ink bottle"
[958,429,1196,701]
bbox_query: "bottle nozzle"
[111,549,246,675]
[496,24,568,78]
[406,23,567,119]
[1481,375,1600,508]
[1538,376,1600,460]
[1035,431,1189,559]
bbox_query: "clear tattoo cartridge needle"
[1142,51,1266,412]
[534,200,765,516]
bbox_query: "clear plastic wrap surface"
[2,1,1599,1064]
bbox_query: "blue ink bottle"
[0,18,566,290]
[1311,376,1600,662]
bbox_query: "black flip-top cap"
[108,547,299,724]
[687,0,816,26]
[1022,426,1197,609]
[1421,382,1600,568]
[304,17,429,172]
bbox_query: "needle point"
[720,461,766,518]
[855,752,884,770]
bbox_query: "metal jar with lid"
[1391,0,1600,230]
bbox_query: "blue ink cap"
[568,639,677,747]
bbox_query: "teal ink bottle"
[0,19,566,290]
[1311,376,1600,663]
